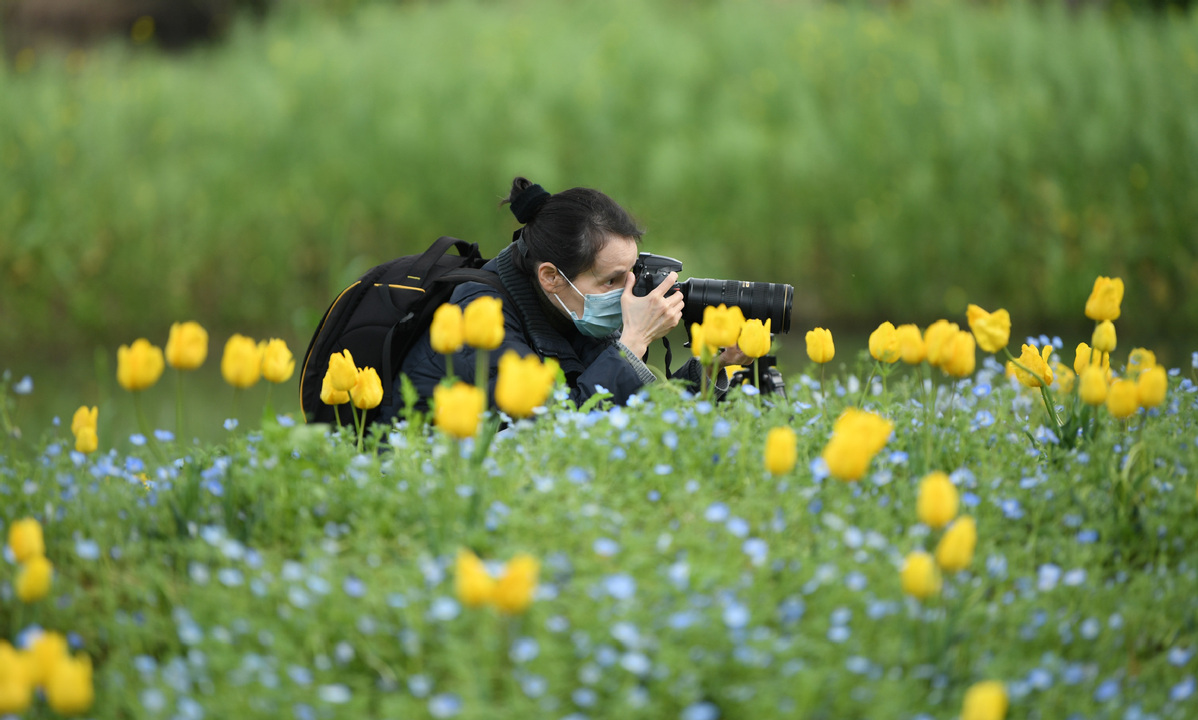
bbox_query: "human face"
[549,236,638,319]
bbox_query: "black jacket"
[378,244,716,420]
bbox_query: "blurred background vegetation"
[1,0,1196,433]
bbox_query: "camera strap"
[661,337,674,379]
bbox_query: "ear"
[536,262,560,295]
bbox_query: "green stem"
[1003,348,1062,428]
[354,403,365,453]
[445,354,455,382]
[856,362,879,408]
[175,369,185,441]
[134,391,151,440]
[475,349,490,394]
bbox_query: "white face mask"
[553,271,624,337]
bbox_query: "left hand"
[716,344,752,369]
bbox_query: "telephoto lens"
[679,278,793,334]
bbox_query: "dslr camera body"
[630,252,793,397]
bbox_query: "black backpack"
[298,236,511,426]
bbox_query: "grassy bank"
[2,0,1197,359]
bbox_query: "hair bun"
[510,183,551,224]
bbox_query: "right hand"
[619,271,684,358]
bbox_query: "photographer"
[377,177,750,419]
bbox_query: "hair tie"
[510,184,551,224]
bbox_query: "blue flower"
[704,502,730,522]
[681,701,721,720]
[318,684,352,704]
[603,574,636,601]
[593,538,619,557]
[1171,676,1195,702]
[13,375,33,395]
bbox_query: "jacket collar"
[492,245,588,372]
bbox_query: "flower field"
[2,280,1198,720]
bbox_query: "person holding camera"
[378,177,750,420]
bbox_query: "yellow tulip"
[942,330,977,378]
[495,351,556,419]
[1127,347,1156,377]
[1052,362,1075,395]
[917,471,959,530]
[689,323,718,362]
[0,642,33,714]
[327,349,359,392]
[900,551,942,600]
[821,434,872,482]
[1091,320,1116,354]
[117,338,165,391]
[44,653,94,717]
[738,318,772,359]
[1106,379,1138,419]
[8,518,44,562]
[764,426,797,476]
[1078,367,1108,406]
[165,321,208,371]
[896,323,926,365]
[1013,344,1053,389]
[1136,366,1167,409]
[493,554,539,614]
[935,516,977,573]
[74,425,98,454]
[220,334,262,389]
[27,632,69,688]
[433,382,486,439]
[1073,342,1095,376]
[16,555,53,603]
[961,680,1009,720]
[350,367,384,410]
[923,320,960,369]
[1084,276,1123,322]
[868,322,900,363]
[71,405,98,436]
[699,304,745,348]
[430,303,465,355]
[319,372,350,406]
[831,408,894,457]
[966,304,1011,354]
[454,549,496,608]
[261,339,296,384]
[805,327,835,364]
[463,296,505,350]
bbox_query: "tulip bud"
[261,339,296,384]
[1078,367,1108,406]
[433,382,486,439]
[764,426,797,476]
[805,327,835,364]
[0,643,33,714]
[350,367,384,410]
[1084,276,1123,322]
[923,320,960,369]
[702,304,746,348]
[738,318,772,359]
[1052,362,1075,394]
[1135,366,1166,410]
[165,321,209,371]
[44,653,94,716]
[868,322,900,363]
[27,632,69,687]
[74,425,98,454]
[71,406,98,436]
[896,324,926,364]
[1106,378,1138,419]
[689,323,717,362]
[1127,348,1156,377]
[961,680,1009,720]
[430,303,465,355]
[493,554,539,615]
[117,339,165,392]
[495,351,556,419]
[935,516,977,573]
[966,304,1011,354]
[463,296,505,350]
[942,331,976,378]
[1013,344,1053,389]
[455,549,496,608]
[320,372,350,406]
[7,518,45,563]
[901,551,941,600]
[16,555,53,603]
[917,471,959,530]
[221,334,263,389]
[1091,320,1116,354]
[1073,342,1094,376]
[327,349,359,392]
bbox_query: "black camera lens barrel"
[679,278,793,334]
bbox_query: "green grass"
[2,0,1197,361]
[2,344,1197,718]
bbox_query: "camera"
[630,252,793,334]
[630,252,793,398]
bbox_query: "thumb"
[623,271,636,294]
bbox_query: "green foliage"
[1,0,1197,360]
[2,353,1197,718]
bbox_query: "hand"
[717,345,752,368]
[619,271,684,358]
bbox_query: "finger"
[649,271,678,298]
[622,271,636,295]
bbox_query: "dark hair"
[501,176,643,279]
